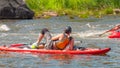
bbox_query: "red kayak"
[0,44,111,55]
[108,31,120,38]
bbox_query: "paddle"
[99,31,109,37]
[99,24,120,37]
[9,43,28,47]
[99,28,113,37]
[8,43,44,49]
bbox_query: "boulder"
[113,9,120,15]
[0,0,34,19]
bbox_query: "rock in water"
[0,0,34,19]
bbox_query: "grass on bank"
[25,0,120,18]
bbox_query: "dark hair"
[64,26,72,34]
[41,28,49,35]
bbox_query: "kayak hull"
[0,45,110,55]
[108,32,120,38]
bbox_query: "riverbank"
[25,0,120,19]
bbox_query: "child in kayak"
[31,26,74,50]
[99,24,120,36]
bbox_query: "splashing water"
[0,24,10,31]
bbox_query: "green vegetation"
[25,0,120,18]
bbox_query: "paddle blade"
[9,43,26,47]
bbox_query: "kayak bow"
[108,31,120,38]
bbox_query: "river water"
[0,16,120,68]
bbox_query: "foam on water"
[0,24,10,31]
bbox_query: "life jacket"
[55,33,70,50]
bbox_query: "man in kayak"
[31,26,74,50]
[99,24,120,36]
